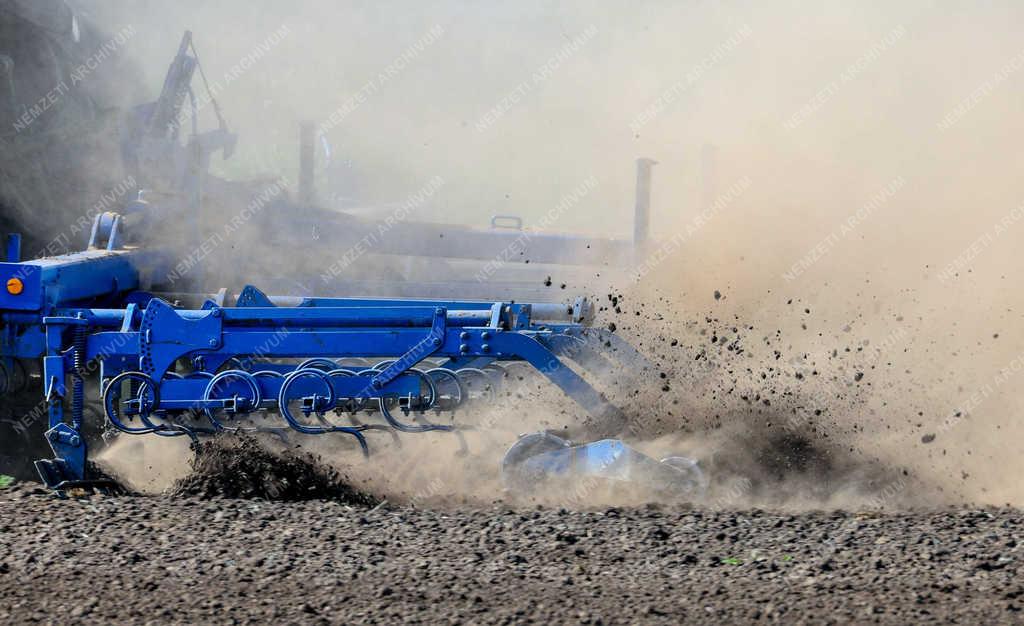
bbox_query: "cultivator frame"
[0,27,708,499]
[0,234,650,490]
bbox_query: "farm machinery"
[0,22,707,500]
[0,227,706,499]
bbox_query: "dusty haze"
[67,0,1024,507]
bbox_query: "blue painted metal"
[0,250,147,312]
[0,30,668,493]
[5,234,20,263]
[0,220,644,491]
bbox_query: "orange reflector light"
[6,277,23,295]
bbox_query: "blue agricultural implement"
[0,229,704,498]
[0,29,706,499]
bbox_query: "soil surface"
[0,483,1021,625]
[169,437,375,504]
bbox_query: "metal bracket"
[371,307,446,389]
[139,298,222,377]
[42,422,87,482]
[508,303,532,330]
[236,284,274,307]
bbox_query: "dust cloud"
[14,1,1024,508]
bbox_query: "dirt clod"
[170,436,374,504]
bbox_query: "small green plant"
[782,555,794,562]
[0,475,14,489]
[721,557,742,565]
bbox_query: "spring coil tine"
[343,428,370,457]
[203,370,263,431]
[101,371,189,439]
[320,370,403,445]
[361,367,437,413]
[425,368,466,412]
[297,358,339,372]
[128,377,209,439]
[350,418,403,446]
[102,372,156,434]
[278,368,369,457]
[483,363,508,389]
[326,369,369,414]
[324,366,400,444]
[145,417,201,444]
[313,370,354,428]
[120,374,210,442]
[483,363,507,375]
[277,368,334,427]
[252,370,284,379]
[382,367,447,430]
[135,380,194,437]
[455,367,497,403]
[377,396,454,433]
[410,368,438,412]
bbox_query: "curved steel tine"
[278,368,369,457]
[377,396,454,433]
[103,372,163,435]
[454,367,497,404]
[204,370,263,428]
[339,427,370,458]
[425,368,465,412]
[297,358,338,371]
[343,411,402,446]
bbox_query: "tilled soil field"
[0,483,1022,625]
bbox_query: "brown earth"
[0,480,1022,625]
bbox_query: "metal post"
[299,122,316,205]
[633,158,657,249]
